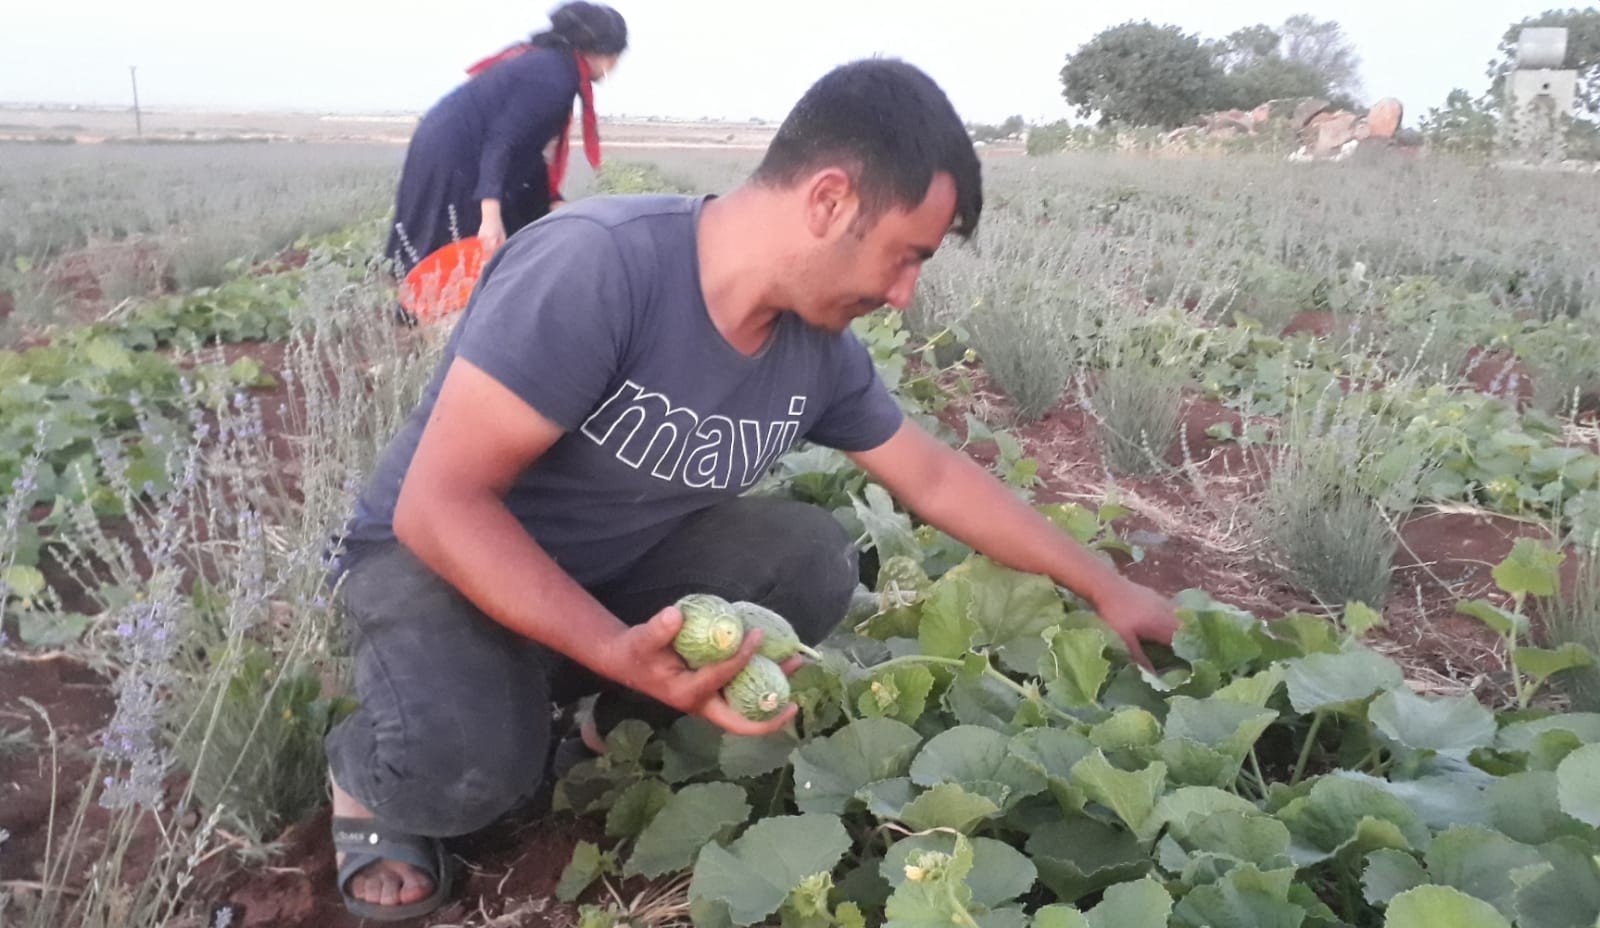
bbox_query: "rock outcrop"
[1163,96,1419,161]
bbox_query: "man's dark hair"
[753,58,983,240]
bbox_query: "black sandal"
[332,816,454,922]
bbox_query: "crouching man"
[322,57,1178,921]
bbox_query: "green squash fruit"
[732,601,802,662]
[725,654,791,721]
[672,594,745,668]
[875,554,931,599]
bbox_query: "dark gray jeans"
[323,496,857,837]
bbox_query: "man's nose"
[884,266,921,311]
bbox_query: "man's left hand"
[844,421,1182,672]
[1092,579,1179,672]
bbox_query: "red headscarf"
[465,45,601,197]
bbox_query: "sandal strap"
[332,817,443,889]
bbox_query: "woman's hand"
[478,198,507,253]
[478,215,507,254]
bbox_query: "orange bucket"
[399,238,487,323]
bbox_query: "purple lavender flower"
[100,595,181,811]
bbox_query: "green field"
[2,141,1600,928]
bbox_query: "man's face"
[796,172,957,333]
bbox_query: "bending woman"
[384,2,628,277]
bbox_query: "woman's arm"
[474,55,578,219]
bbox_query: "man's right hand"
[606,605,799,737]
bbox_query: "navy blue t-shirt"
[344,194,905,586]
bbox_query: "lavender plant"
[1252,384,1436,608]
[7,248,438,927]
[0,142,399,269]
[1545,549,1600,711]
[1080,358,1190,476]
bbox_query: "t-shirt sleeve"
[804,335,905,452]
[452,217,633,430]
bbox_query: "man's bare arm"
[391,359,792,734]
[847,419,1177,665]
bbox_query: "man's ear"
[801,167,860,240]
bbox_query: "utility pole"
[129,65,142,138]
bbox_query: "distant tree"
[1277,14,1364,101]
[1059,21,1224,128]
[1215,57,1331,111]
[1202,15,1364,110]
[1214,24,1283,72]
[1490,8,1600,119]
[967,115,1027,142]
[1419,88,1501,155]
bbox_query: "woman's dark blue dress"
[385,48,579,274]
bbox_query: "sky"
[0,1,1557,125]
